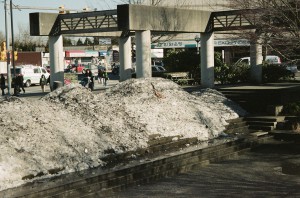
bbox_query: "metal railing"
[50,10,118,35]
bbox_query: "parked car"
[11,65,50,87]
[235,55,282,66]
[42,65,50,73]
[131,65,167,78]
[152,65,166,73]
[64,64,85,73]
[152,65,167,77]
[283,60,300,74]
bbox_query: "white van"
[235,55,281,65]
[11,65,50,87]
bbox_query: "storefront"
[151,39,251,65]
[65,50,99,67]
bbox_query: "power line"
[90,0,115,10]
[12,4,82,12]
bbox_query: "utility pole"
[4,0,11,95]
[10,0,17,95]
[10,0,15,75]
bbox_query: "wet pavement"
[114,139,300,198]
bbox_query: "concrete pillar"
[250,40,263,84]
[200,32,214,88]
[119,36,132,81]
[49,35,64,88]
[135,30,151,78]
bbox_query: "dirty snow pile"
[0,78,247,191]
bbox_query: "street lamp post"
[194,35,200,54]
[4,0,11,95]
[10,0,18,96]
[194,35,201,84]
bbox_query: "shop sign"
[152,39,250,49]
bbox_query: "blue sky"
[0,0,122,35]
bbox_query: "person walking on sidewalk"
[103,70,109,86]
[84,69,94,91]
[16,74,25,94]
[40,74,47,92]
[97,68,104,84]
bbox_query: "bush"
[215,62,295,85]
[228,63,251,83]
[262,64,295,83]
[281,101,300,116]
[163,51,294,85]
[214,52,250,84]
[163,49,200,79]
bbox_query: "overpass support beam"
[49,35,64,88]
[135,30,151,78]
[119,36,132,81]
[200,32,215,88]
[250,40,263,84]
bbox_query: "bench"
[164,72,195,85]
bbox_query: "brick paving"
[115,139,300,198]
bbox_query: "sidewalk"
[9,77,120,100]
[115,138,300,197]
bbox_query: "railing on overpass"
[206,9,261,32]
[50,10,118,35]
[49,8,262,36]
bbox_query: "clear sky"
[0,0,123,35]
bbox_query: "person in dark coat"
[17,74,25,93]
[84,69,94,91]
[0,74,5,96]
[13,74,24,96]
[97,68,104,84]
[103,70,109,86]
[47,75,52,91]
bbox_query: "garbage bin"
[53,81,63,90]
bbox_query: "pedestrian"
[103,70,109,86]
[97,68,104,84]
[47,75,52,91]
[0,74,6,96]
[40,74,47,92]
[17,74,25,94]
[85,69,94,91]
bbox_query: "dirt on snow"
[0,78,247,191]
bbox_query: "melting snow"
[0,78,247,191]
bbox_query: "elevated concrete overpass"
[30,4,264,88]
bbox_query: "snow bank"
[0,78,247,191]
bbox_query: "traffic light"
[0,41,6,51]
[0,41,6,61]
[0,51,6,61]
[14,51,18,61]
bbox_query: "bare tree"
[14,25,47,51]
[229,0,300,61]
[16,25,34,46]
